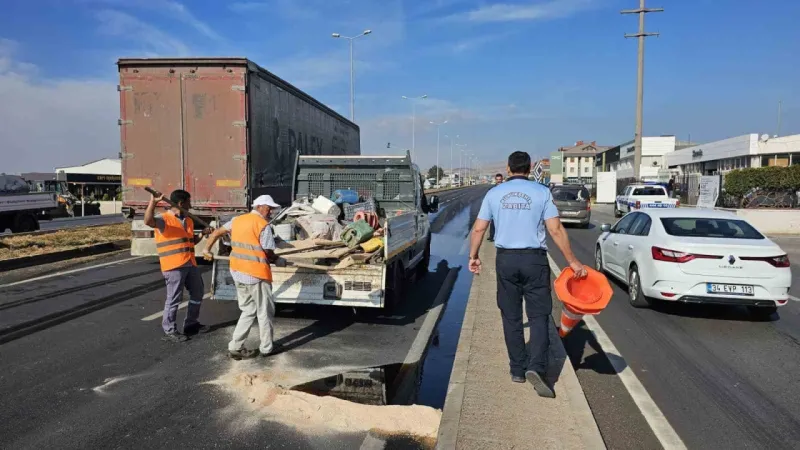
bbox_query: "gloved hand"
[274,257,287,268]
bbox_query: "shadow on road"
[561,323,628,376]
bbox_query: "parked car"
[552,185,591,228]
[595,208,791,319]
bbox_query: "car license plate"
[707,283,754,296]
[561,211,579,216]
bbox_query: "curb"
[0,240,131,272]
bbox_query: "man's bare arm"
[545,217,582,268]
[469,218,490,259]
[143,194,161,228]
[202,227,229,257]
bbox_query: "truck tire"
[416,237,431,279]
[12,213,39,233]
[384,261,406,312]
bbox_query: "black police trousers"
[495,248,552,377]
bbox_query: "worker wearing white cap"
[204,195,285,360]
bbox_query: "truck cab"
[211,152,439,309]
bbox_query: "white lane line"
[140,293,211,321]
[0,256,147,289]
[548,255,687,450]
[789,295,800,302]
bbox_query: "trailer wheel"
[384,261,406,311]
[12,213,38,233]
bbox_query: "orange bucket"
[554,267,613,337]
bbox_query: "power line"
[621,0,663,180]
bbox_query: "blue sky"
[1,0,798,174]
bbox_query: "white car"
[595,208,791,318]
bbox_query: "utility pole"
[622,0,662,180]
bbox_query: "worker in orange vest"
[204,195,284,360]
[144,190,213,342]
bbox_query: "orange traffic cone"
[554,267,613,337]
[559,303,585,338]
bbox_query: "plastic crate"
[344,198,377,220]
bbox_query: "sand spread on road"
[209,362,441,443]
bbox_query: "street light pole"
[402,95,428,163]
[332,29,372,122]
[430,120,447,187]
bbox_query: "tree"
[427,165,445,180]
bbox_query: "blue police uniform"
[477,176,559,377]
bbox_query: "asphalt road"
[551,204,800,450]
[0,186,490,450]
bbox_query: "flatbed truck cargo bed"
[211,153,441,309]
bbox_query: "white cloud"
[0,40,119,174]
[449,0,598,22]
[86,0,221,41]
[95,9,190,56]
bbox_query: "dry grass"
[0,223,130,261]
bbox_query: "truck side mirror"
[428,195,440,213]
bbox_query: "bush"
[102,194,111,201]
[725,165,800,197]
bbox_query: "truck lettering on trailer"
[288,129,324,155]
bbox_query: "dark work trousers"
[495,248,552,377]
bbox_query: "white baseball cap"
[252,195,280,208]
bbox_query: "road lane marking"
[789,295,800,302]
[140,293,211,321]
[548,255,688,450]
[0,256,147,289]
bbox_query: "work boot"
[229,348,259,360]
[162,331,189,343]
[525,370,555,398]
[184,323,211,336]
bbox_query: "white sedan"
[595,208,791,318]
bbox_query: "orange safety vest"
[229,212,272,282]
[154,213,196,272]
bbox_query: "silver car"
[552,185,591,228]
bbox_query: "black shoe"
[229,348,260,360]
[184,323,211,336]
[525,370,555,398]
[511,374,526,383]
[162,331,189,343]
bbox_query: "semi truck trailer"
[117,57,361,255]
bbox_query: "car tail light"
[651,246,722,263]
[635,200,641,209]
[661,292,676,298]
[740,255,790,268]
[587,202,591,211]
[676,200,681,207]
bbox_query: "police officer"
[469,151,587,398]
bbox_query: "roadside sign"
[532,161,544,182]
